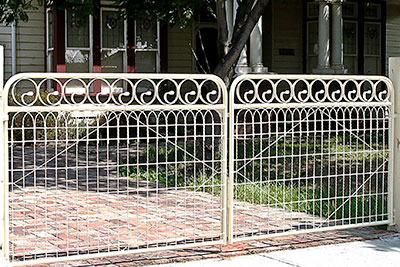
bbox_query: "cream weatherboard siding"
[0,5,45,81]
[0,23,12,80]
[167,25,195,73]
[386,2,400,74]
[269,0,303,74]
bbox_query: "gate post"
[0,45,7,265]
[389,57,400,231]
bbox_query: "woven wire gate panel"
[229,75,393,242]
[3,73,227,265]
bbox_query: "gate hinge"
[2,114,8,122]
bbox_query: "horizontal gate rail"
[1,73,228,266]
[228,74,394,243]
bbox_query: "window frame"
[64,10,93,73]
[100,7,128,73]
[134,19,161,73]
[46,8,54,73]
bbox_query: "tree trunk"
[213,0,270,86]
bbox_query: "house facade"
[0,0,399,82]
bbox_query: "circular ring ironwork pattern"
[5,74,225,107]
[232,76,392,104]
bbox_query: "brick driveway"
[8,145,331,265]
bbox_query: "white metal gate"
[0,72,395,266]
[228,74,394,242]
[1,73,228,266]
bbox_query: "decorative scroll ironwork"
[231,75,391,105]
[4,73,225,108]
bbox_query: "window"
[343,21,358,73]
[135,18,160,73]
[65,11,92,73]
[101,9,127,74]
[364,3,381,20]
[364,22,381,74]
[306,21,318,73]
[307,2,319,18]
[47,6,163,85]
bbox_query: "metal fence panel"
[229,75,394,242]
[2,73,227,266]
[0,71,395,265]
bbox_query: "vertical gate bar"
[388,82,395,226]
[221,107,228,244]
[227,81,236,245]
[389,58,399,229]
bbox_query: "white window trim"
[134,19,161,72]
[100,7,128,73]
[65,10,93,72]
[46,8,53,73]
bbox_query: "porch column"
[313,0,333,74]
[225,0,233,40]
[331,0,347,73]
[233,0,251,74]
[249,17,268,73]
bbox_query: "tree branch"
[213,0,270,85]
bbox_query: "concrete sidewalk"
[147,234,400,267]
[35,228,398,266]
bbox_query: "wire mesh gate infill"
[1,73,394,266]
[3,74,228,265]
[229,75,393,242]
